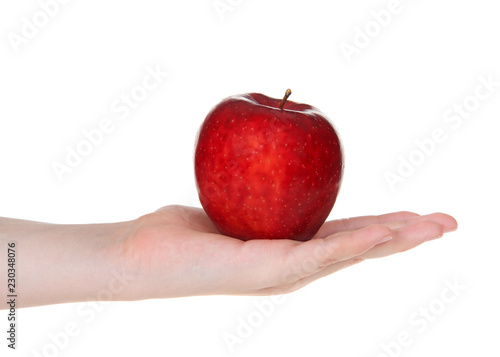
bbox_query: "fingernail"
[444,224,458,233]
[429,232,444,240]
[376,235,393,245]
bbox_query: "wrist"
[96,219,143,303]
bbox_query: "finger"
[358,220,444,260]
[315,211,419,238]
[252,220,444,295]
[414,213,458,232]
[380,213,458,232]
[282,224,393,283]
[252,257,365,296]
[250,215,457,295]
[285,216,456,289]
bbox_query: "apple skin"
[194,92,343,241]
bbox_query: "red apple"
[194,89,343,241]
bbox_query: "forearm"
[0,217,134,309]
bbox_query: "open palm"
[118,205,457,300]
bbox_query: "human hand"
[115,206,457,301]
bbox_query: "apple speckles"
[195,92,343,241]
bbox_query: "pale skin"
[0,206,457,309]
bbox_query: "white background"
[1,0,499,356]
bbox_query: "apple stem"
[279,89,292,110]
